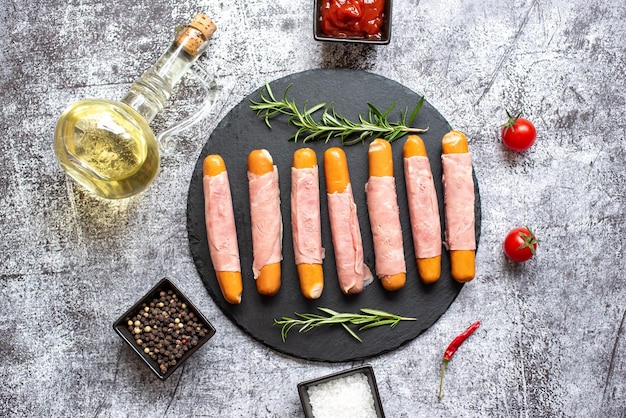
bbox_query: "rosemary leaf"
[342,323,363,343]
[305,102,326,116]
[359,308,399,316]
[359,318,399,331]
[407,97,425,126]
[317,307,340,316]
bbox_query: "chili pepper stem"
[437,358,450,400]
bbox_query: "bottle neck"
[121,15,216,123]
[122,42,196,123]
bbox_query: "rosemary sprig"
[274,307,417,343]
[249,83,428,145]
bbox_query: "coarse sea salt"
[307,372,378,418]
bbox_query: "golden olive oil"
[54,99,160,199]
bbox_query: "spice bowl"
[297,365,385,418]
[113,277,216,380]
[313,0,393,45]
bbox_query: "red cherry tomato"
[503,227,539,262]
[501,111,536,152]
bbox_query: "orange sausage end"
[324,147,350,194]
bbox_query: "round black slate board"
[186,69,481,363]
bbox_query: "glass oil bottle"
[54,14,216,199]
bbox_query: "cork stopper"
[175,13,217,57]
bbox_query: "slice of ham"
[403,156,442,259]
[442,153,476,250]
[365,176,406,277]
[203,171,241,272]
[248,167,283,279]
[327,184,373,294]
[291,166,325,265]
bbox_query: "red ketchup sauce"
[320,0,385,39]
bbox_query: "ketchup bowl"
[314,0,392,44]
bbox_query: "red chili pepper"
[437,321,481,400]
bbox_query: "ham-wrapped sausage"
[248,149,283,296]
[403,135,442,284]
[441,130,476,282]
[366,138,406,291]
[324,147,373,294]
[291,148,325,299]
[203,154,243,304]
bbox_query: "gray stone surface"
[1,0,625,417]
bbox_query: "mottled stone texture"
[1,0,625,417]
